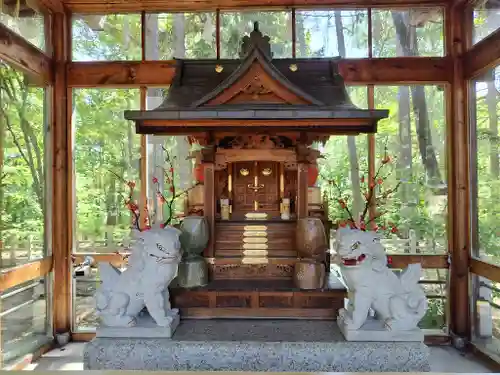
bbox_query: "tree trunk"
[296,13,307,57]
[334,11,363,219]
[174,13,186,58]
[395,30,414,237]
[486,71,499,178]
[392,11,444,187]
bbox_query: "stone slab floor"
[23,342,493,372]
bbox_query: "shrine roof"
[124,22,388,135]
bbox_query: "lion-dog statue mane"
[335,227,427,331]
[95,225,182,327]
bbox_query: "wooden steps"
[171,278,346,320]
[214,221,298,259]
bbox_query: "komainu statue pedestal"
[337,311,424,342]
[96,311,180,339]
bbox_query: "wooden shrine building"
[3,0,500,369]
[124,22,388,318]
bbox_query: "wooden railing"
[329,229,447,255]
[0,237,44,268]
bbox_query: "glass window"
[220,11,293,59]
[146,88,195,226]
[0,62,49,270]
[72,89,140,253]
[144,13,217,60]
[295,9,368,58]
[72,14,142,61]
[371,8,444,57]
[471,66,500,265]
[419,268,448,331]
[73,264,101,331]
[1,277,51,365]
[374,85,447,254]
[473,1,500,44]
[471,275,500,357]
[0,0,45,51]
[319,87,369,226]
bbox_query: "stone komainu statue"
[95,226,182,327]
[335,228,427,331]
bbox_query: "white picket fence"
[329,229,446,255]
[0,236,45,267]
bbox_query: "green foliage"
[0,63,46,248]
[473,77,500,264]
[72,88,141,244]
[0,11,45,51]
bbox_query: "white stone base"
[96,311,180,338]
[337,314,424,342]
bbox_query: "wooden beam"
[52,12,72,335]
[63,0,447,13]
[36,0,65,13]
[75,252,449,269]
[0,257,53,292]
[73,253,129,267]
[0,24,52,85]
[67,57,452,87]
[470,258,500,283]
[464,28,500,79]
[203,163,216,258]
[446,5,471,341]
[450,0,480,9]
[338,57,452,84]
[297,163,308,219]
[390,254,449,269]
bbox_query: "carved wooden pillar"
[203,162,216,258]
[297,163,308,218]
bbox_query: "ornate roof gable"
[123,21,389,135]
[191,40,324,107]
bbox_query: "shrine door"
[232,161,280,218]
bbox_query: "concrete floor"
[23,342,494,372]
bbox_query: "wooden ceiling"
[32,0,453,14]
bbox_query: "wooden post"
[446,5,471,344]
[139,88,148,229]
[52,11,72,335]
[297,163,308,219]
[368,85,376,223]
[203,162,215,258]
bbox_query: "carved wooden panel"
[284,170,297,201]
[215,169,229,203]
[171,291,210,308]
[231,161,280,215]
[255,161,279,213]
[205,63,311,106]
[294,295,341,309]
[216,293,252,308]
[259,293,293,308]
[211,263,294,279]
[233,161,255,213]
